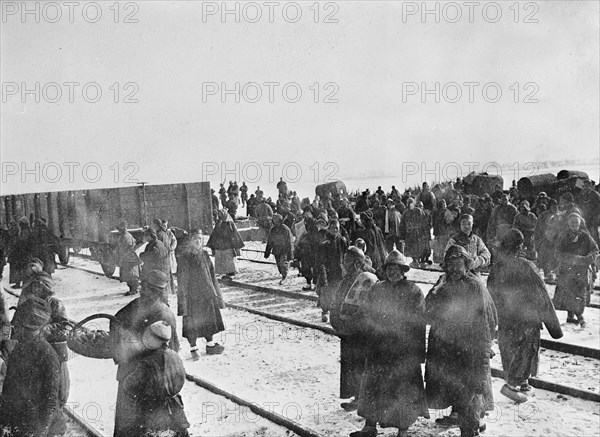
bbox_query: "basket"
[67,313,116,359]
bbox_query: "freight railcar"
[1,182,213,275]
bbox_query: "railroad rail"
[51,256,600,405]
[63,406,105,437]
[2,277,319,437]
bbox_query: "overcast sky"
[1,1,599,195]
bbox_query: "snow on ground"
[2,254,600,437]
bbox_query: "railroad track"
[217,280,600,403]
[55,257,600,404]
[2,275,317,437]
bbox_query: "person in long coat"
[140,227,171,302]
[351,250,429,437]
[8,217,33,288]
[1,297,66,436]
[552,213,599,327]
[400,199,429,268]
[488,229,563,403]
[353,211,387,275]
[330,247,370,412]
[118,321,190,436]
[115,220,141,295]
[206,209,245,279]
[177,229,226,355]
[32,218,59,275]
[425,245,497,437]
[512,200,538,261]
[535,199,560,283]
[111,270,180,437]
[315,219,348,322]
[15,272,72,413]
[265,214,294,284]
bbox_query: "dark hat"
[384,250,410,271]
[144,227,157,238]
[153,218,162,227]
[443,245,473,270]
[538,192,547,197]
[501,229,524,250]
[13,296,51,330]
[29,271,54,289]
[144,270,169,289]
[459,214,473,222]
[190,228,202,236]
[315,219,328,229]
[26,257,44,272]
[360,211,373,221]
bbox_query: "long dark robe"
[32,224,59,275]
[487,254,562,386]
[0,337,65,437]
[177,249,225,342]
[119,347,190,436]
[425,273,497,419]
[330,269,365,399]
[357,279,429,430]
[111,296,180,437]
[553,229,599,314]
[353,220,387,273]
[315,231,348,312]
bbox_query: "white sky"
[1,0,599,195]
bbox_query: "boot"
[436,411,459,427]
[500,384,527,403]
[520,382,535,396]
[349,426,377,437]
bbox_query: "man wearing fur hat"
[488,229,563,403]
[1,297,66,436]
[115,220,141,296]
[351,250,428,437]
[425,245,497,437]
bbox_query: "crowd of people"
[0,174,598,437]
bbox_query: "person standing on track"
[140,227,171,302]
[265,214,294,285]
[177,229,226,355]
[487,229,563,403]
[329,247,369,412]
[425,245,497,437]
[552,213,599,328]
[111,270,180,436]
[351,250,429,437]
[117,321,190,437]
[1,297,66,437]
[206,209,245,280]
